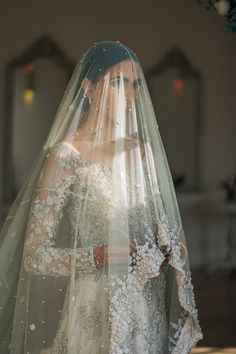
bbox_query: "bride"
[0,41,203,354]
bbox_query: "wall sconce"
[172,76,186,93]
[23,63,35,104]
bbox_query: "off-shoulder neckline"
[60,141,113,169]
[56,141,145,170]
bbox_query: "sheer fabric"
[0,41,203,354]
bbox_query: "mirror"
[147,47,204,192]
[3,35,76,207]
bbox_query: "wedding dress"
[24,141,169,354]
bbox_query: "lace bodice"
[23,141,158,277]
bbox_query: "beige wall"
[0,0,236,203]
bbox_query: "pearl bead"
[29,323,35,330]
[19,296,25,303]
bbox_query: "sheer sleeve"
[23,143,96,277]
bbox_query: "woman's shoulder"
[50,140,82,157]
[46,141,84,172]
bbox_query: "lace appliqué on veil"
[109,214,203,354]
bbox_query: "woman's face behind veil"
[81,59,142,138]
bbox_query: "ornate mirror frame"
[146,47,204,192]
[3,35,76,207]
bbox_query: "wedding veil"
[0,40,203,354]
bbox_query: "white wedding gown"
[24,142,169,354]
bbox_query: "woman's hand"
[93,243,137,268]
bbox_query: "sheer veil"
[0,41,203,354]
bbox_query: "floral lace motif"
[109,214,203,354]
[23,144,96,277]
[109,244,165,353]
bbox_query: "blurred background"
[0,0,236,352]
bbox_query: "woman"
[0,41,203,354]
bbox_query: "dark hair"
[79,40,139,85]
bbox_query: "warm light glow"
[172,77,185,92]
[24,89,35,103]
[23,63,35,75]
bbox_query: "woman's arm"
[23,143,96,277]
[93,243,137,268]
